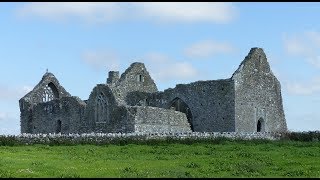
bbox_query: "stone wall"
[148,80,235,132]
[59,97,86,133]
[232,48,287,132]
[19,72,72,134]
[81,84,132,133]
[129,106,192,133]
[14,132,283,145]
[30,96,85,134]
[20,106,33,133]
[109,62,158,105]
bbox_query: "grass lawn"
[0,140,320,178]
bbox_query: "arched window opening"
[42,82,59,102]
[95,92,109,123]
[169,98,194,131]
[48,82,59,98]
[257,118,264,132]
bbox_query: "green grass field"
[0,140,320,178]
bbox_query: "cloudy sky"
[1,2,320,134]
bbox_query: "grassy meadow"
[0,139,320,178]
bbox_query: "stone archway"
[169,97,194,131]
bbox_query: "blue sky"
[0,2,320,134]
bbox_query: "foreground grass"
[0,140,320,178]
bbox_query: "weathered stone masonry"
[19,47,287,134]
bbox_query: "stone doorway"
[257,117,264,132]
[56,120,62,133]
[169,97,194,131]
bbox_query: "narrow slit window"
[137,74,144,82]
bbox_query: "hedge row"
[0,131,318,146]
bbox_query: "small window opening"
[259,55,262,63]
[137,74,144,82]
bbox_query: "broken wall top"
[231,47,276,81]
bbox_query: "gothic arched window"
[95,93,109,123]
[42,82,59,102]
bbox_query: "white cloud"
[0,85,33,101]
[15,2,237,24]
[284,35,311,56]
[138,2,237,23]
[184,40,235,58]
[286,77,320,95]
[288,112,320,132]
[0,85,34,135]
[284,31,320,68]
[22,86,33,93]
[0,112,20,135]
[162,62,198,79]
[143,53,199,83]
[82,50,119,71]
[16,2,125,23]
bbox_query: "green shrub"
[0,135,20,146]
[281,131,320,142]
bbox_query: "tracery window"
[42,82,59,102]
[95,93,109,123]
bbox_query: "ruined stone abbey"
[19,48,287,134]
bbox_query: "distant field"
[0,140,320,178]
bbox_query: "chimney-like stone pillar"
[107,71,119,84]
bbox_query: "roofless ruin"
[19,48,287,134]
